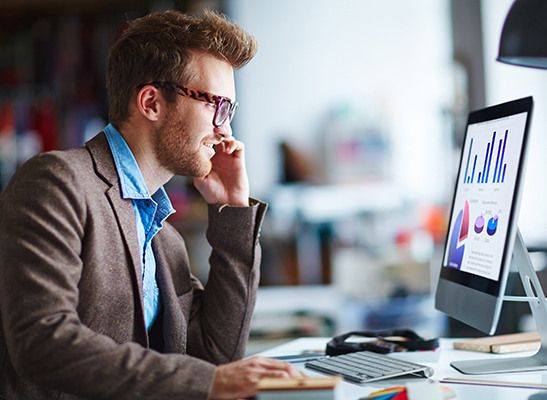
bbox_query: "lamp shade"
[497,0,547,69]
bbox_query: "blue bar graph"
[482,142,490,183]
[464,130,508,184]
[493,138,502,183]
[463,138,473,185]
[497,130,508,183]
[485,132,495,183]
[471,156,477,183]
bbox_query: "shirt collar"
[103,124,175,217]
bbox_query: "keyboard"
[305,351,434,384]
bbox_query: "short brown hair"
[106,9,257,127]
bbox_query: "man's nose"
[214,121,232,138]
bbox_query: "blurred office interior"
[2,0,547,354]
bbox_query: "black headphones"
[326,329,439,357]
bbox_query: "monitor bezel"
[436,96,533,334]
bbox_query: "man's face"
[153,52,236,177]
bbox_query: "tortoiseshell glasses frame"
[137,81,238,128]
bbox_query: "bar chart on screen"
[463,130,509,185]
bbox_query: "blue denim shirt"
[104,124,175,331]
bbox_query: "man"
[0,9,303,400]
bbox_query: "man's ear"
[136,86,163,122]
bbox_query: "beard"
[152,106,214,178]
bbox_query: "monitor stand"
[451,229,547,374]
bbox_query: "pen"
[270,353,326,363]
[441,377,547,389]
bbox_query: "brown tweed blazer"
[0,132,267,400]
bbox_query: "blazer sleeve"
[0,153,217,400]
[184,199,268,364]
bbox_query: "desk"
[258,337,547,399]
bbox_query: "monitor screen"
[436,96,533,335]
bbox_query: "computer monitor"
[435,96,547,374]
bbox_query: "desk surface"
[258,337,547,400]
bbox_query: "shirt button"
[145,200,152,207]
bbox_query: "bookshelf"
[0,0,220,190]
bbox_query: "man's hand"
[209,356,306,399]
[194,137,250,207]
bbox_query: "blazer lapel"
[104,187,144,300]
[153,237,188,354]
[85,133,146,330]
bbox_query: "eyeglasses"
[137,81,237,128]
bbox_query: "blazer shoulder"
[14,147,92,184]
[17,132,117,186]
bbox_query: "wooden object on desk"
[453,332,540,354]
[256,376,341,400]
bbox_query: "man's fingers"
[279,363,307,379]
[288,366,307,379]
[259,370,291,379]
[219,137,244,155]
[257,357,290,370]
[253,357,307,379]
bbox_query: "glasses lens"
[230,102,238,122]
[215,100,232,127]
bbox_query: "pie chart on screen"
[474,215,485,234]
[487,216,498,236]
